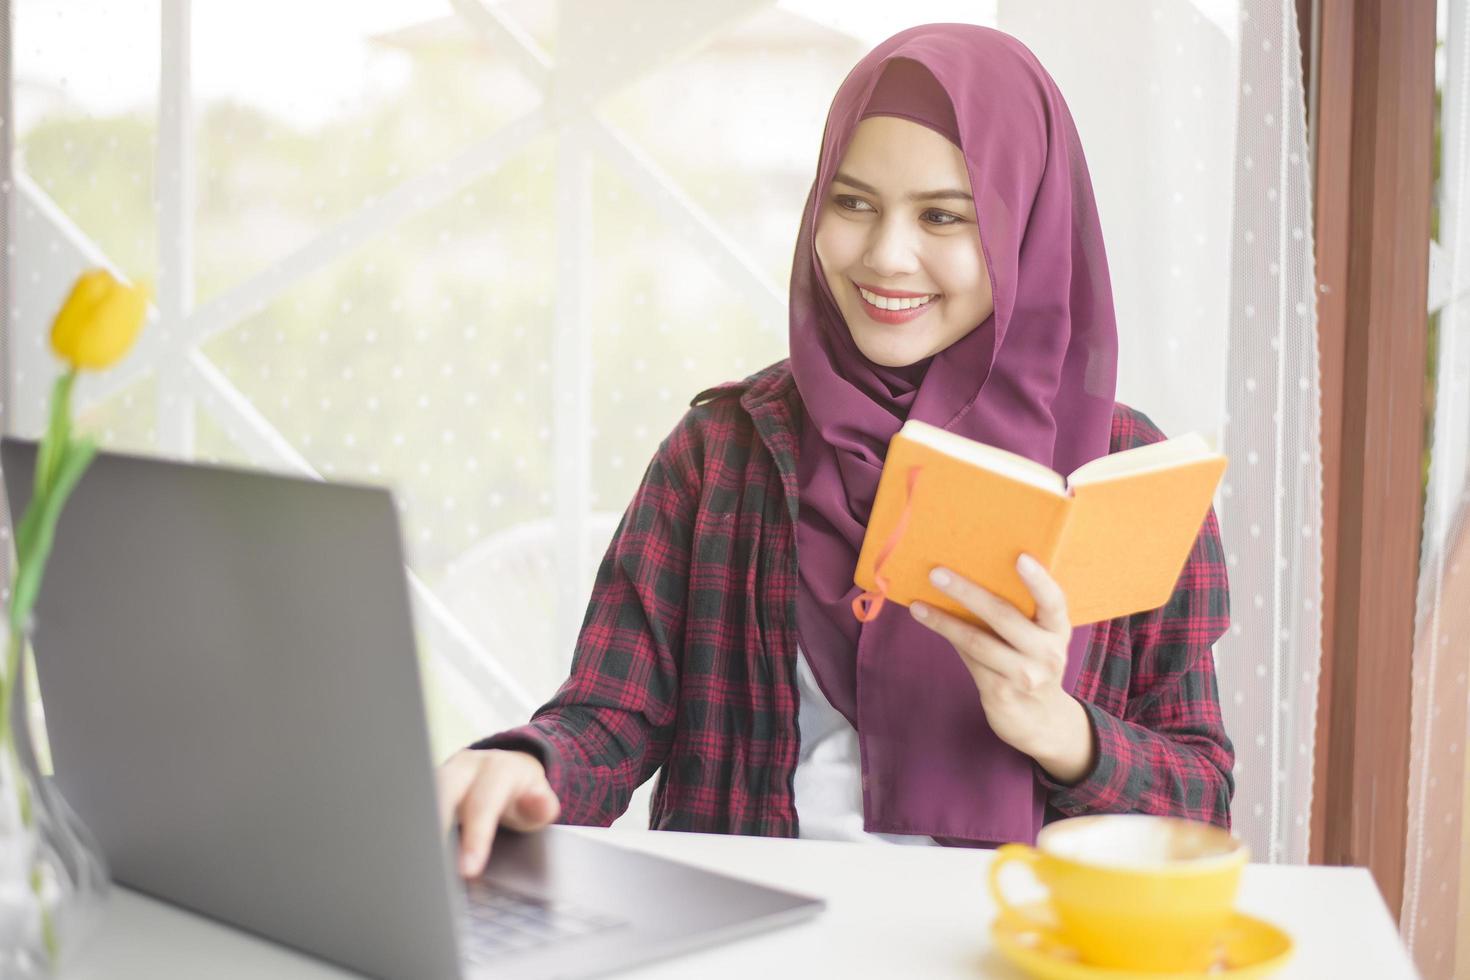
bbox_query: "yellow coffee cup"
[988,813,1248,972]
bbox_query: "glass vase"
[0,628,109,977]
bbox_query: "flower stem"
[0,630,32,839]
[6,648,34,829]
[0,625,20,738]
[3,629,57,967]
[31,864,57,963]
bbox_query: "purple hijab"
[790,25,1118,845]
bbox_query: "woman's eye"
[833,196,960,227]
[835,195,873,212]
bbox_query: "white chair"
[441,512,655,827]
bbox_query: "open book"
[852,420,1227,627]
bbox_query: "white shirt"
[792,647,938,845]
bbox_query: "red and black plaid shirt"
[474,360,1234,836]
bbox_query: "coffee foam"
[1041,816,1239,868]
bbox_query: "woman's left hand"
[910,554,1096,784]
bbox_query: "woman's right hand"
[436,748,562,877]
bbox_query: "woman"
[437,23,1233,876]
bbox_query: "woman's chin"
[863,350,931,369]
[851,332,933,368]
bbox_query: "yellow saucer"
[990,904,1293,980]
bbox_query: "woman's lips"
[857,289,938,324]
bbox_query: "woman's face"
[814,115,993,368]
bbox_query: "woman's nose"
[863,218,921,278]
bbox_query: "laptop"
[1,438,823,980]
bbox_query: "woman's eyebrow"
[833,171,974,203]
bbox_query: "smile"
[855,283,939,324]
[856,285,938,310]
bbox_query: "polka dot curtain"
[1212,0,1323,870]
[1,0,1322,852]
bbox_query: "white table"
[62,826,1419,979]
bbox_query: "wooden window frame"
[1301,0,1437,915]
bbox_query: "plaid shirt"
[474,360,1234,836]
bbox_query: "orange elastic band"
[852,465,923,623]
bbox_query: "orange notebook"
[852,421,1227,627]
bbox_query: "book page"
[901,420,1066,495]
[1066,432,1216,486]
[1052,454,1227,624]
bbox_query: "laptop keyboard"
[461,878,629,964]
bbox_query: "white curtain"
[1215,0,1324,868]
[2,0,1321,852]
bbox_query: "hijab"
[790,24,1119,844]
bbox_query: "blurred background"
[4,1,1469,975]
[3,0,1255,754]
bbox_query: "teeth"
[858,286,936,311]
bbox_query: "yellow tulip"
[49,269,151,371]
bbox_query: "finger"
[456,772,520,878]
[503,783,560,831]
[911,602,1047,691]
[1016,554,1071,635]
[927,566,1040,652]
[435,752,479,835]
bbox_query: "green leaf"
[11,373,79,628]
[47,436,97,517]
[33,372,76,503]
[7,436,96,632]
[8,562,42,633]
[12,500,42,571]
